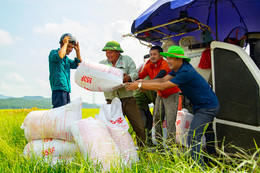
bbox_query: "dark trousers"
[52,90,70,108]
[107,97,146,147]
[188,105,220,166]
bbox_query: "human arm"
[69,42,82,69]
[74,41,82,62]
[124,56,138,82]
[138,65,148,79]
[138,74,174,83]
[125,80,177,91]
[58,36,70,59]
[154,69,167,79]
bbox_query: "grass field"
[0,108,259,172]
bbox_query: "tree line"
[0,98,99,109]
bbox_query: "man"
[134,54,156,146]
[99,41,146,148]
[126,46,220,166]
[138,46,180,149]
[49,33,82,108]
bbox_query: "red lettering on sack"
[110,117,123,124]
[42,147,55,156]
[81,76,93,84]
[84,87,93,91]
[185,121,190,129]
[176,120,181,126]
[43,138,53,142]
[162,120,167,128]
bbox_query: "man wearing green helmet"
[126,45,219,166]
[100,41,146,148]
[49,33,82,108]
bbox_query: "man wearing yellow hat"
[126,46,220,166]
[100,41,146,148]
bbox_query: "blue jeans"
[52,90,70,108]
[188,105,220,166]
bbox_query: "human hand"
[74,42,80,52]
[125,82,138,91]
[137,79,144,82]
[123,73,131,83]
[63,36,70,44]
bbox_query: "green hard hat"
[102,41,124,53]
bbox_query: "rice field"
[0,108,259,172]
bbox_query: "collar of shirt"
[148,58,164,69]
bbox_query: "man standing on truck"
[49,33,82,108]
[125,46,220,166]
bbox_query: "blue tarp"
[131,0,260,44]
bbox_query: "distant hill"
[0,94,99,109]
[0,94,12,99]
[0,97,52,109]
[21,96,45,100]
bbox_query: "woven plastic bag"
[151,118,167,146]
[96,97,139,166]
[23,138,78,159]
[176,109,206,148]
[75,59,124,92]
[71,118,120,172]
[21,98,82,142]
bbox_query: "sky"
[0,0,157,104]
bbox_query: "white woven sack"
[71,118,120,172]
[21,98,82,142]
[96,97,129,132]
[151,118,167,146]
[108,127,139,166]
[43,156,74,166]
[175,109,194,147]
[75,59,124,92]
[23,138,78,159]
[96,98,138,166]
[176,109,206,148]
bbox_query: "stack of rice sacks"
[71,97,139,172]
[21,98,82,164]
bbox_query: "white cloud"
[0,82,10,91]
[0,60,16,67]
[124,0,156,9]
[93,0,156,10]
[0,29,14,45]
[20,85,32,91]
[33,18,88,38]
[35,77,49,89]
[7,73,25,83]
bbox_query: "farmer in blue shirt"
[49,33,82,108]
[126,46,219,166]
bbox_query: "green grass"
[0,108,259,172]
